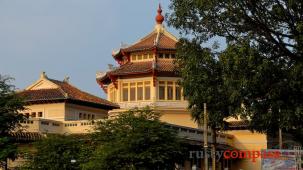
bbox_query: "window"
[143,54,148,59]
[158,53,176,59]
[144,81,151,100]
[31,112,36,118]
[25,113,29,118]
[88,114,91,120]
[167,81,173,100]
[131,53,152,61]
[137,82,143,100]
[92,114,95,120]
[121,81,151,101]
[38,112,43,117]
[83,113,87,119]
[158,81,183,100]
[175,84,181,100]
[165,54,170,59]
[130,83,136,101]
[79,113,82,119]
[159,81,165,100]
[131,55,136,61]
[109,87,116,102]
[158,53,164,58]
[122,83,129,101]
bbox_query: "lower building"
[17,72,118,134]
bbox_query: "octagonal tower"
[96,5,197,128]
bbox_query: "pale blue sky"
[0,0,176,98]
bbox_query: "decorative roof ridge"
[47,78,70,98]
[50,78,116,106]
[125,30,157,49]
[25,72,59,91]
[161,28,179,42]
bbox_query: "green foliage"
[168,0,303,60]
[0,75,25,135]
[175,39,234,129]
[219,42,302,133]
[169,0,303,137]
[0,75,24,167]
[22,134,92,170]
[82,107,185,170]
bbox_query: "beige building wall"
[20,102,109,134]
[108,76,198,128]
[65,103,108,120]
[227,130,267,170]
[158,109,197,128]
[22,103,65,121]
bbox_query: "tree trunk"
[203,103,208,170]
[279,128,282,149]
[211,127,216,170]
[4,159,8,170]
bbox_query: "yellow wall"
[227,130,267,170]
[20,102,109,134]
[107,76,198,128]
[158,109,197,128]
[22,103,65,121]
[65,103,108,120]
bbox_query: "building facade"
[97,5,196,128]
[96,5,267,170]
[18,72,118,134]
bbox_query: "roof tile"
[122,31,177,52]
[19,79,118,108]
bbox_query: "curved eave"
[122,46,176,53]
[110,69,153,76]
[96,72,110,83]
[112,49,123,59]
[24,98,119,109]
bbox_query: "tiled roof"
[122,31,177,53]
[227,120,249,128]
[110,61,153,76]
[102,60,177,78]
[19,79,119,108]
[157,60,175,73]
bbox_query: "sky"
[0,0,178,98]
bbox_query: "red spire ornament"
[155,4,164,24]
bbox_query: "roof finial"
[155,3,164,24]
[40,71,48,79]
[63,76,70,83]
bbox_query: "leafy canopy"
[0,75,24,166]
[82,107,185,170]
[175,39,234,129]
[168,0,303,134]
[22,134,92,170]
[169,0,303,60]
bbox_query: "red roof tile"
[100,60,177,78]
[19,79,119,108]
[157,60,175,72]
[122,31,177,53]
[227,120,249,128]
[110,61,153,76]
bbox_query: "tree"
[22,134,92,170]
[82,107,185,170]
[168,0,303,142]
[0,75,25,169]
[174,38,235,169]
[168,0,303,61]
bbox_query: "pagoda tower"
[97,5,197,128]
